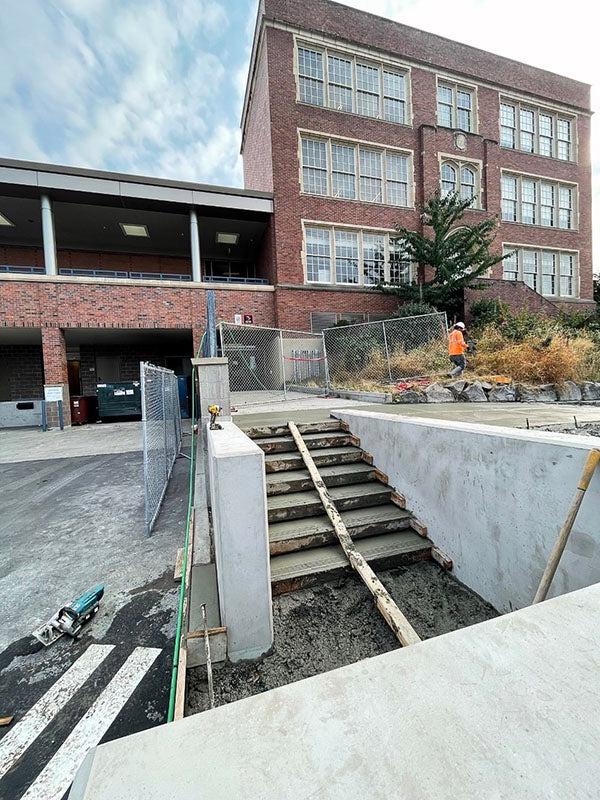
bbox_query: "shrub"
[469,298,509,327]
[394,302,438,319]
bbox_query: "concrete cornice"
[0,273,275,292]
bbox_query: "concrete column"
[193,357,231,421]
[190,208,202,283]
[41,194,58,276]
[41,326,71,426]
[207,421,273,661]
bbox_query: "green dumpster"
[96,381,142,421]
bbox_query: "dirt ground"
[186,561,498,714]
[536,422,600,436]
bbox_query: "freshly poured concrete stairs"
[244,420,433,594]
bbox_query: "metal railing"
[219,323,327,404]
[322,312,449,388]
[141,362,182,536]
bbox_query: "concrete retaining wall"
[207,421,273,661]
[333,409,600,612]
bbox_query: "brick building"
[241,0,594,330]
[0,0,594,421]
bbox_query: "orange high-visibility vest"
[448,329,467,356]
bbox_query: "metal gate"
[141,362,182,535]
[219,323,328,405]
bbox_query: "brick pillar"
[42,326,71,427]
[192,326,204,358]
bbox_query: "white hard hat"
[455,322,466,329]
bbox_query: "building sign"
[234,313,242,325]
[44,385,64,402]
[243,314,253,325]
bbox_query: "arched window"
[460,167,475,203]
[441,163,457,197]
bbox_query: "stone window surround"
[436,77,479,134]
[499,95,578,163]
[500,169,579,230]
[502,241,580,299]
[437,153,484,209]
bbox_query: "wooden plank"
[410,518,428,537]
[431,546,453,571]
[361,451,374,465]
[390,491,406,509]
[174,508,195,721]
[174,548,184,581]
[373,467,389,485]
[287,422,421,648]
[186,626,227,640]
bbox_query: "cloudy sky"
[0,0,596,264]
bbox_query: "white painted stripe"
[0,644,114,781]
[21,646,161,800]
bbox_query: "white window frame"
[436,78,477,133]
[499,97,577,162]
[500,171,578,230]
[502,243,579,299]
[438,155,483,208]
[295,40,411,126]
[302,220,415,287]
[299,131,414,208]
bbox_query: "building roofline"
[0,157,273,201]
[240,0,591,140]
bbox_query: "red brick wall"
[244,17,593,317]
[243,38,274,192]
[0,245,191,275]
[262,0,590,109]
[275,286,399,330]
[0,279,277,337]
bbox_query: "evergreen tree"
[379,191,507,316]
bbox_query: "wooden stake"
[288,422,421,647]
[174,508,195,720]
[202,603,215,710]
[533,449,600,604]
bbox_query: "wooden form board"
[287,422,421,648]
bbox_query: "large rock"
[580,382,600,401]
[556,381,582,402]
[488,384,516,402]
[445,380,467,397]
[538,384,558,402]
[515,384,540,402]
[393,389,427,404]
[425,382,455,403]
[460,382,488,402]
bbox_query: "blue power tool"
[32,585,105,646]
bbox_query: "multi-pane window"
[500,173,577,229]
[500,103,516,148]
[437,82,475,131]
[359,149,383,202]
[304,226,413,286]
[305,227,331,283]
[335,230,360,284]
[298,47,324,106]
[301,138,328,195]
[331,143,356,199]
[440,160,479,207]
[499,99,576,161]
[362,234,386,284]
[501,175,517,221]
[297,43,408,124]
[503,246,578,297]
[300,135,411,207]
[327,55,353,112]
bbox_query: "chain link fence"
[220,323,327,405]
[141,362,182,536]
[323,312,448,389]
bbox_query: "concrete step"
[266,462,381,496]
[270,530,432,594]
[265,445,363,473]
[267,482,391,523]
[254,431,352,454]
[269,504,413,555]
[243,420,345,439]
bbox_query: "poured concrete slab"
[70,584,600,799]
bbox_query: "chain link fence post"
[381,321,393,384]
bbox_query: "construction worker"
[448,322,468,377]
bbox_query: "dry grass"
[473,325,600,384]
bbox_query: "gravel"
[186,561,497,714]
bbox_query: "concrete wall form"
[334,409,600,612]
